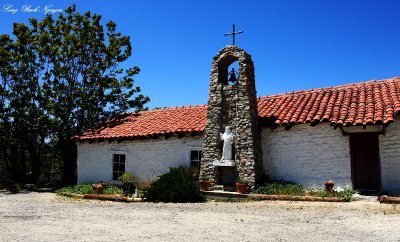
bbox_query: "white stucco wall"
[380,119,400,194]
[262,123,352,189]
[77,136,203,185]
[77,119,400,193]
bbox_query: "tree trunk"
[27,144,40,184]
[61,140,77,185]
[19,147,27,184]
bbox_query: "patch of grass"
[252,181,354,202]
[309,188,354,201]
[57,183,123,196]
[103,185,123,195]
[213,198,246,203]
[252,182,306,196]
[57,184,94,195]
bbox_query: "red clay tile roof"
[77,77,400,140]
[258,77,400,126]
[77,105,207,141]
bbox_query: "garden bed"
[248,194,345,202]
[57,183,143,202]
[203,191,348,202]
[250,181,354,202]
[59,192,143,202]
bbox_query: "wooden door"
[350,133,380,191]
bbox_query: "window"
[190,150,202,178]
[112,154,126,180]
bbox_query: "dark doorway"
[350,133,381,191]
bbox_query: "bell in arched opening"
[228,67,238,84]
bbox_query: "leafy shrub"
[118,172,137,184]
[143,167,204,203]
[58,183,94,194]
[337,188,354,202]
[252,181,306,196]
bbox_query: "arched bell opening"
[218,55,240,85]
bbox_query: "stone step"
[209,185,236,192]
[209,185,224,191]
[203,190,248,200]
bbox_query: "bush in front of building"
[143,167,204,203]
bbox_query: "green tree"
[0,5,149,184]
[0,34,14,182]
[0,24,47,183]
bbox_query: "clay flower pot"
[236,182,248,194]
[200,181,212,191]
[92,183,104,194]
[325,180,335,194]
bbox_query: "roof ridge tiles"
[126,104,207,114]
[260,77,400,99]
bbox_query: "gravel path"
[1,191,400,241]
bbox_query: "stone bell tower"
[199,45,263,189]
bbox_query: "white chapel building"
[76,46,400,194]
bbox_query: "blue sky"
[1,0,400,109]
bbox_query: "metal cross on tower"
[224,24,243,46]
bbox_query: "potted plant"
[236,178,249,194]
[118,172,137,197]
[92,183,104,194]
[199,175,212,191]
[325,180,335,194]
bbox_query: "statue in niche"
[220,126,234,160]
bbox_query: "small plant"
[237,178,249,185]
[337,188,354,202]
[143,167,204,203]
[118,172,137,197]
[118,172,137,184]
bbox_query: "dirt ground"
[0,191,400,241]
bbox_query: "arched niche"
[217,55,239,85]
